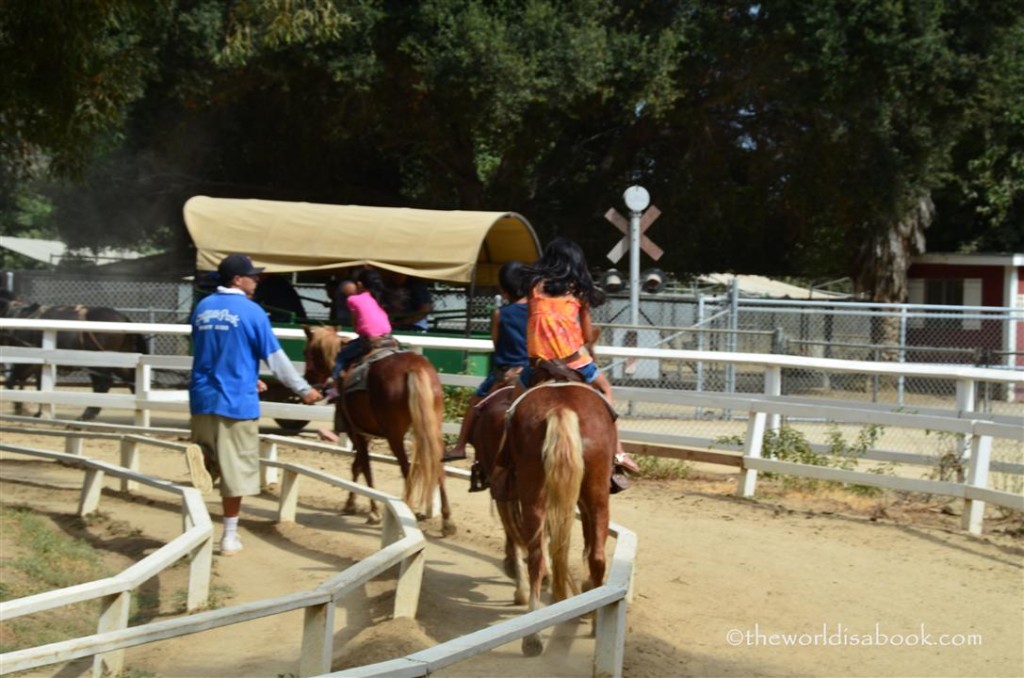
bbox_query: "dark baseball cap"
[217,253,264,283]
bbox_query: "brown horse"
[473,381,615,656]
[0,293,146,420]
[303,326,454,535]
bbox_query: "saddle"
[526,355,584,387]
[333,338,403,434]
[489,378,619,503]
[341,337,402,394]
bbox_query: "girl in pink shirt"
[331,268,393,380]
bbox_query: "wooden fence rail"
[0,443,212,677]
[0,424,635,677]
[2,317,1022,537]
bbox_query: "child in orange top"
[520,237,639,473]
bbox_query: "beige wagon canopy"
[183,196,540,286]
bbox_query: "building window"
[908,278,982,330]
[925,279,963,306]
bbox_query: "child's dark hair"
[356,268,387,305]
[525,237,605,307]
[497,261,528,300]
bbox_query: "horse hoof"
[366,514,382,526]
[341,505,359,515]
[522,635,544,657]
[441,520,457,537]
[80,408,100,421]
[514,591,528,606]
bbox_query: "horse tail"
[543,406,585,602]
[405,367,443,512]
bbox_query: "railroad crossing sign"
[604,185,665,330]
[605,204,663,263]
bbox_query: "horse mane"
[303,325,343,381]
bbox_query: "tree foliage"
[1,1,1020,300]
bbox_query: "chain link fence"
[4,271,1021,489]
[5,271,1021,409]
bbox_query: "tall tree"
[2,0,1020,289]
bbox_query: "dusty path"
[1,416,1022,677]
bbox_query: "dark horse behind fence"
[0,292,147,420]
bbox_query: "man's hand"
[302,387,323,404]
[257,379,268,393]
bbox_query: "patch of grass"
[925,430,966,483]
[442,385,474,445]
[117,669,156,678]
[634,455,691,480]
[0,506,118,652]
[3,507,109,592]
[717,424,889,496]
[170,582,236,612]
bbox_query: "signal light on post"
[641,268,665,293]
[600,269,624,293]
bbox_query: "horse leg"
[497,501,529,606]
[578,474,610,595]
[358,438,383,525]
[342,434,372,518]
[9,365,38,416]
[385,430,435,528]
[436,471,456,537]
[521,502,547,657]
[82,369,113,420]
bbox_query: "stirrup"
[469,460,490,493]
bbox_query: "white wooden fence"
[2,316,1022,537]
[0,433,430,678]
[0,420,635,678]
[0,441,213,677]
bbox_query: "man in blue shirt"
[188,253,322,555]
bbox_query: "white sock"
[223,516,239,539]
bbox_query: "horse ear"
[301,324,315,339]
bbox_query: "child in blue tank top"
[443,261,529,463]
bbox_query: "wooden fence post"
[955,379,976,462]
[134,359,151,427]
[594,598,627,678]
[78,468,104,515]
[962,433,994,535]
[278,468,300,523]
[93,591,131,677]
[392,548,425,620]
[40,330,56,419]
[64,434,84,456]
[120,438,140,493]
[737,409,767,497]
[298,602,334,677]
[764,366,782,434]
[182,492,213,611]
[382,510,424,619]
[260,439,279,488]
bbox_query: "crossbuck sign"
[605,185,663,327]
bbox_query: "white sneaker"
[185,444,213,494]
[219,534,243,556]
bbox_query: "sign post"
[605,186,663,326]
[605,186,664,379]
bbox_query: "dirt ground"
[1,414,1022,678]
